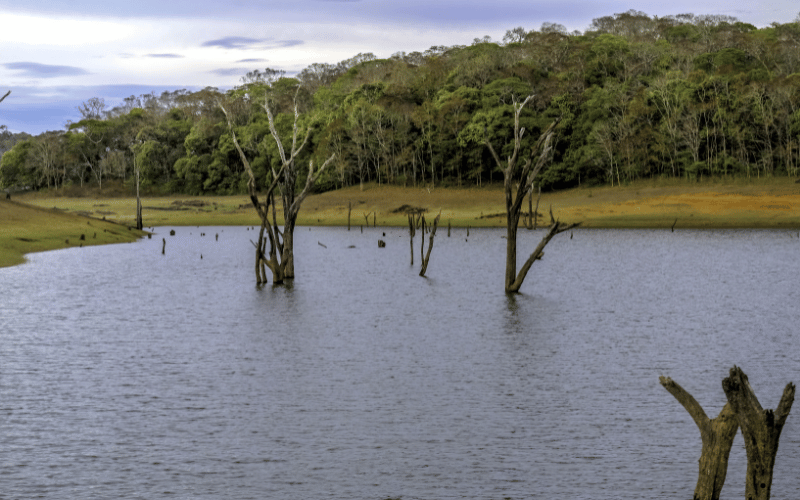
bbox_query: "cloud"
[146,53,185,59]
[210,68,250,77]
[276,40,304,48]
[201,36,305,50]
[236,58,269,63]
[3,62,90,78]
[202,36,266,49]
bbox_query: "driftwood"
[722,366,795,500]
[660,376,738,500]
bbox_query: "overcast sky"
[1,0,797,134]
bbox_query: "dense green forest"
[2,10,800,195]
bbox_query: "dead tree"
[483,97,579,293]
[220,88,334,284]
[263,87,335,279]
[0,90,10,103]
[659,376,739,500]
[419,212,441,277]
[220,103,288,284]
[408,214,416,265]
[722,366,795,500]
[134,154,143,230]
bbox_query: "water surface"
[1,227,799,499]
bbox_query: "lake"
[1,226,799,499]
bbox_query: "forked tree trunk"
[722,366,795,500]
[483,97,579,294]
[419,212,441,277]
[659,376,739,500]
[220,96,333,285]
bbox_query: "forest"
[2,10,800,195]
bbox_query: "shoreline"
[4,179,799,268]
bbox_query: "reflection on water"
[1,227,799,499]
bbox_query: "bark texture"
[659,376,739,500]
[722,366,795,500]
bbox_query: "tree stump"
[660,376,738,500]
[722,366,795,500]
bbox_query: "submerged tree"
[661,367,795,500]
[659,376,739,500]
[219,82,334,284]
[722,366,795,500]
[482,96,579,293]
[262,87,335,279]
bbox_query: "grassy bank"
[0,199,147,267]
[5,176,799,268]
[17,176,800,228]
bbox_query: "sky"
[1,0,797,135]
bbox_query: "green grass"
[6,176,799,268]
[0,199,146,267]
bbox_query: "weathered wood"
[408,214,416,265]
[660,376,738,500]
[420,215,425,263]
[419,212,441,277]
[722,366,795,500]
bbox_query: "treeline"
[2,10,800,195]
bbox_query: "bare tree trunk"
[348,201,351,231]
[659,376,739,500]
[135,163,143,230]
[419,212,441,277]
[408,214,415,265]
[533,185,541,230]
[483,97,579,294]
[722,366,795,500]
[420,214,425,263]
